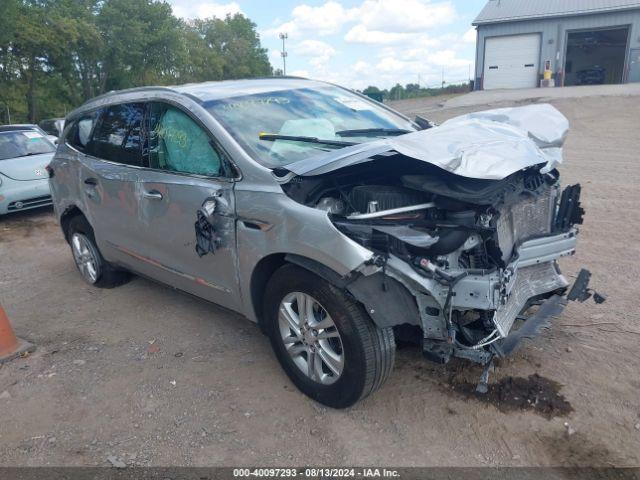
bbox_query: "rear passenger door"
[131,101,240,310]
[73,103,146,266]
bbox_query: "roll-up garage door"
[483,34,541,89]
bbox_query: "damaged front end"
[278,104,603,372]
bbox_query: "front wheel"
[264,265,395,408]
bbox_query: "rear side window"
[87,103,144,166]
[147,102,222,176]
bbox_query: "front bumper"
[371,228,581,363]
[0,175,52,215]
[449,230,577,337]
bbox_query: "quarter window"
[66,114,97,152]
[148,103,222,177]
[88,103,144,166]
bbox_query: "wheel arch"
[250,253,350,331]
[250,253,420,331]
[60,204,89,242]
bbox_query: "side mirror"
[414,116,437,130]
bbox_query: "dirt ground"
[1,90,639,467]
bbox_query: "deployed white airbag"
[286,104,569,180]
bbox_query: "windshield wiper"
[335,127,412,137]
[259,133,356,147]
[13,152,48,158]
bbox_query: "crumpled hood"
[284,104,569,180]
[0,152,53,181]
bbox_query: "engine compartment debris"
[280,104,604,379]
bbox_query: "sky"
[166,0,487,90]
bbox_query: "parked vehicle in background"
[577,66,607,85]
[0,125,56,215]
[48,78,600,408]
[38,118,65,139]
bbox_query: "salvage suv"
[49,78,600,408]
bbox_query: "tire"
[264,264,395,408]
[67,215,131,288]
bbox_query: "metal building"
[472,0,640,89]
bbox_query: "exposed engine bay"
[278,104,601,378]
[284,157,574,273]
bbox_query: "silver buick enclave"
[49,78,600,407]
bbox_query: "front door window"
[148,103,222,176]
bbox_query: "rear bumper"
[0,175,51,215]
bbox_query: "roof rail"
[87,85,179,103]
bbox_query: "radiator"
[496,187,557,262]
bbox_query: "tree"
[362,86,381,94]
[97,0,184,91]
[405,83,420,95]
[0,0,22,122]
[388,83,405,101]
[7,0,54,121]
[191,14,271,80]
[0,0,274,124]
[49,0,104,103]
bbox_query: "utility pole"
[279,32,288,76]
[441,67,445,90]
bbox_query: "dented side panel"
[234,184,374,322]
[120,169,240,311]
[74,152,242,311]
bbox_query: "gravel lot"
[1,87,639,467]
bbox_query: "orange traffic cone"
[0,304,35,364]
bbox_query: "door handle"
[142,190,163,200]
[83,177,98,200]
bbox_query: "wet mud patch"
[541,431,624,467]
[0,210,55,242]
[395,348,573,419]
[452,373,573,419]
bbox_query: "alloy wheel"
[278,292,344,385]
[71,233,99,284]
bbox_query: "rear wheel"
[264,264,395,408]
[68,216,130,288]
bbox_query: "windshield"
[0,130,55,160]
[205,86,415,167]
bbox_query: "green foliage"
[0,0,272,124]
[362,86,381,95]
[361,82,472,102]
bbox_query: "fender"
[285,254,420,328]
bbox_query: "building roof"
[473,0,640,25]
